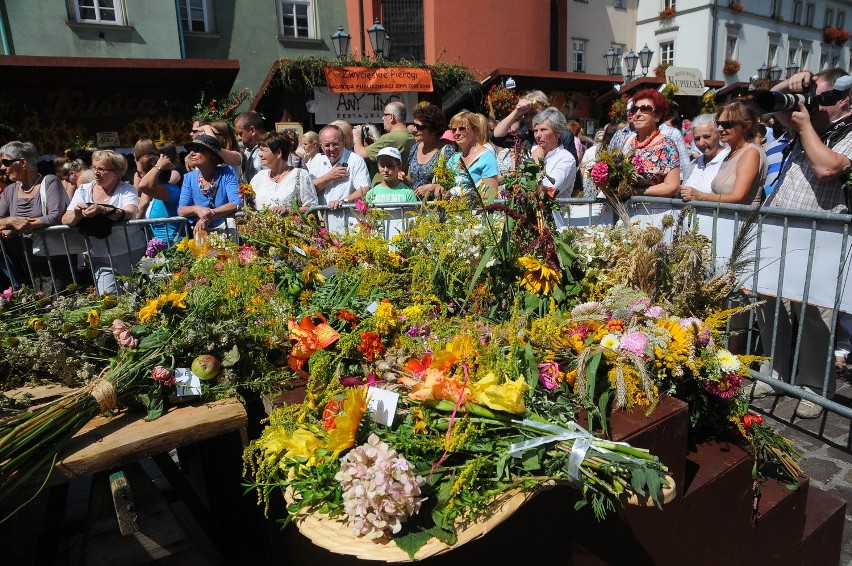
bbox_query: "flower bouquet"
[485,84,519,120]
[590,148,643,199]
[723,59,741,76]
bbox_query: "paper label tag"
[367,386,398,427]
[292,245,308,257]
[366,301,379,314]
[174,368,201,397]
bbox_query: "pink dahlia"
[620,331,649,357]
[590,161,609,186]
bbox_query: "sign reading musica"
[324,67,433,93]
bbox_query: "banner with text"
[312,87,418,124]
[324,67,433,93]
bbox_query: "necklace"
[270,168,291,184]
[634,130,660,149]
[20,174,41,193]
[197,172,216,196]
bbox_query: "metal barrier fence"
[3,199,850,417]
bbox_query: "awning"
[479,67,622,97]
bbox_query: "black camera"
[754,75,852,113]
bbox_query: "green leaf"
[138,390,164,421]
[521,449,541,471]
[395,530,433,560]
[138,330,169,350]
[597,389,612,437]
[222,344,241,367]
[631,468,647,498]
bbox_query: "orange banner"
[324,67,433,93]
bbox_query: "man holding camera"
[755,68,852,418]
[353,101,416,185]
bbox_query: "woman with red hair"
[627,89,681,196]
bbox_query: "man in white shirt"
[308,125,371,233]
[235,111,267,180]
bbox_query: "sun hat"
[440,129,455,142]
[185,134,223,159]
[376,147,402,162]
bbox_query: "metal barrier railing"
[3,199,849,417]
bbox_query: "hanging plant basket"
[729,2,744,13]
[723,59,741,76]
[659,7,677,20]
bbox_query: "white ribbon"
[508,419,639,486]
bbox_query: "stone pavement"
[751,377,852,565]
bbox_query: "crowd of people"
[0,68,850,417]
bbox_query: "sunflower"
[516,256,562,295]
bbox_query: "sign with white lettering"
[664,67,707,96]
[312,87,418,124]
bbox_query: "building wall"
[4,0,180,59]
[635,0,851,83]
[423,0,552,74]
[566,0,638,76]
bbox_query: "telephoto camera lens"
[753,90,813,113]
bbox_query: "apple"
[191,354,221,381]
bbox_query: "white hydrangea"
[335,433,426,539]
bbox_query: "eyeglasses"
[451,126,468,133]
[321,142,341,149]
[717,120,742,130]
[627,104,655,115]
[0,158,21,167]
[413,123,426,131]
[91,167,114,174]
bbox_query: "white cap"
[376,147,402,162]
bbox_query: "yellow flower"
[401,304,426,321]
[260,427,324,467]
[470,372,528,415]
[86,309,100,328]
[600,333,620,350]
[175,237,191,252]
[516,256,561,295]
[29,317,45,331]
[163,290,188,309]
[374,299,397,333]
[138,298,160,323]
[327,387,368,456]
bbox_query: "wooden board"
[47,398,247,485]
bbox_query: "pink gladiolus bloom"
[537,362,559,390]
[355,198,369,215]
[2,287,14,300]
[590,161,609,185]
[151,365,176,386]
[111,319,138,349]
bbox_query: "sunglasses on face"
[1,158,22,167]
[627,104,655,115]
[413,123,426,131]
[451,126,468,133]
[717,120,742,130]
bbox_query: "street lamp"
[769,66,783,81]
[757,64,769,80]
[330,25,351,57]
[623,49,639,82]
[367,18,388,58]
[786,62,799,79]
[603,47,619,75]
[638,44,654,76]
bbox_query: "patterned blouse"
[632,131,680,190]
[407,143,456,190]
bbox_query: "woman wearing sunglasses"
[408,104,455,200]
[0,141,76,293]
[627,89,681,196]
[446,110,499,201]
[681,100,766,205]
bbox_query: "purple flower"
[645,306,664,318]
[145,238,167,258]
[538,362,559,390]
[620,331,649,357]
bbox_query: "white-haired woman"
[530,107,577,198]
[679,113,730,197]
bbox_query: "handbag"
[31,178,88,256]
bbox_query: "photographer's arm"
[794,103,852,180]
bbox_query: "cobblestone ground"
[751,377,852,565]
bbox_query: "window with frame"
[837,11,846,29]
[659,41,674,65]
[725,34,738,60]
[805,2,815,26]
[613,0,627,8]
[768,41,780,66]
[788,46,798,68]
[572,40,587,72]
[278,0,314,39]
[824,7,834,27]
[801,47,810,68]
[663,0,675,9]
[819,50,828,70]
[178,0,210,33]
[73,0,124,24]
[792,0,803,24]
[771,0,783,17]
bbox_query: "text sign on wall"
[96,131,120,148]
[312,87,418,124]
[324,67,433,93]
[664,67,707,96]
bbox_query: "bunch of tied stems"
[0,346,165,522]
